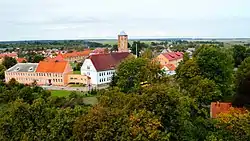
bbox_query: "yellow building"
[156,52,184,67]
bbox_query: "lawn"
[50,90,72,97]
[73,71,81,74]
[50,90,98,105]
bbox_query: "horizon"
[1,0,250,41]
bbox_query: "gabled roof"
[62,50,91,58]
[161,64,176,71]
[16,58,27,63]
[162,52,183,61]
[0,53,17,58]
[36,61,68,73]
[45,53,65,62]
[6,63,38,72]
[119,31,127,36]
[89,52,130,71]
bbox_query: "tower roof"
[119,31,127,36]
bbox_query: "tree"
[33,55,45,63]
[141,48,154,59]
[195,45,234,96]
[116,57,162,93]
[183,52,190,62]
[233,57,250,106]
[0,64,6,80]
[111,44,118,52]
[233,45,246,67]
[2,56,17,69]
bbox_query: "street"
[41,85,109,92]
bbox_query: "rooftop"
[36,61,68,73]
[6,63,38,72]
[119,31,127,36]
[89,52,130,71]
[0,52,18,58]
[162,52,184,61]
[210,102,247,118]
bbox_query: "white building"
[81,52,130,85]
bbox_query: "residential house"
[156,52,183,67]
[0,52,18,64]
[161,64,176,75]
[81,52,130,85]
[62,50,91,62]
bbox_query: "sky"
[0,0,250,41]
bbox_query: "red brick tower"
[118,31,128,52]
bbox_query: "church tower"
[118,31,128,52]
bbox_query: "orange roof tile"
[16,58,27,63]
[161,64,176,71]
[62,50,91,58]
[210,102,246,118]
[45,53,65,62]
[36,61,68,73]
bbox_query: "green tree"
[233,57,250,106]
[116,57,162,93]
[233,45,246,67]
[2,56,17,69]
[0,64,6,80]
[33,55,45,63]
[141,48,154,59]
[195,45,234,96]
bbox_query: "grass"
[69,84,85,87]
[50,90,72,97]
[73,71,81,74]
[50,90,98,105]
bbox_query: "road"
[41,85,108,92]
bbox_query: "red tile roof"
[210,102,246,118]
[162,52,183,61]
[92,48,107,54]
[0,53,18,58]
[16,58,27,63]
[161,64,176,71]
[89,52,130,71]
[36,61,68,73]
[63,50,91,58]
[45,53,65,62]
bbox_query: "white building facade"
[81,52,130,85]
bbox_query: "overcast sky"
[0,0,250,41]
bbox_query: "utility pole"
[136,43,138,58]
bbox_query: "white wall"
[81,59,98,84]
[81,59,115,85]
[97,70,115,85]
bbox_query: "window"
[87,66,90,69]
[99,73,101,76]
[87,72,90,75]
[99,79,101,82]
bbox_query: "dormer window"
[28,67,33,72]
[15,67,20,71]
